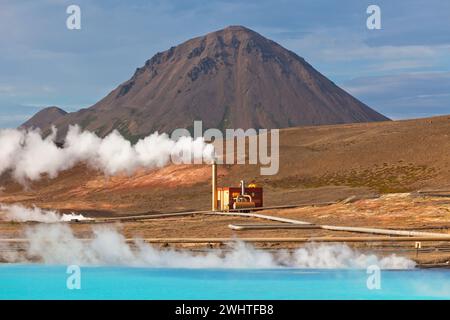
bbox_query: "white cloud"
[281,28,450,77]
[0,85,17,98]
[342,72,450,119]
[343,72,450,96]
[0,114,33,122]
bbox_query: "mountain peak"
[223,25,252,31]
[142,25,270,66]
[21,106,67,131]
[22,27,389,141]
[211,25,257,36]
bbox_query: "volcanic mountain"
[23,26,389,140]
[20,106,67,130]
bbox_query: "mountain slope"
[20,106,67,131]
[23,26,389,140]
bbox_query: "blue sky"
[1,0,449,127]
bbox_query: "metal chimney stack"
[212,161,218,211]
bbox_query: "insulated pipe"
[212,161,218,211]
[205,211,312,225]
[3,236,450,243]
[137,236,450,243]
[320,225,450,238]
[216,211,450,238]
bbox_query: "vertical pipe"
[212,161,218,211]
[240,180,245,195]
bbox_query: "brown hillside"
[2,115,450,215]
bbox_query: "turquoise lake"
[0,265,449,299]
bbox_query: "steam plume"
[0,125,214,184]
[0,203,90,223]
[4,224,416,269]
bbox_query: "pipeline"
[93,210,208,223]
[2,236,450,244]
[218,211,450,238]
[320,225,450,238]
[205,211,312,225]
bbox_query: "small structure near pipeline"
[211,161,263,212]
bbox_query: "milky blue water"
[0,265,449,299]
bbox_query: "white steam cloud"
[4,224,416,269]
[0,203,90,223]
[0,125,214,184]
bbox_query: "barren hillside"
[2,115,450,215]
